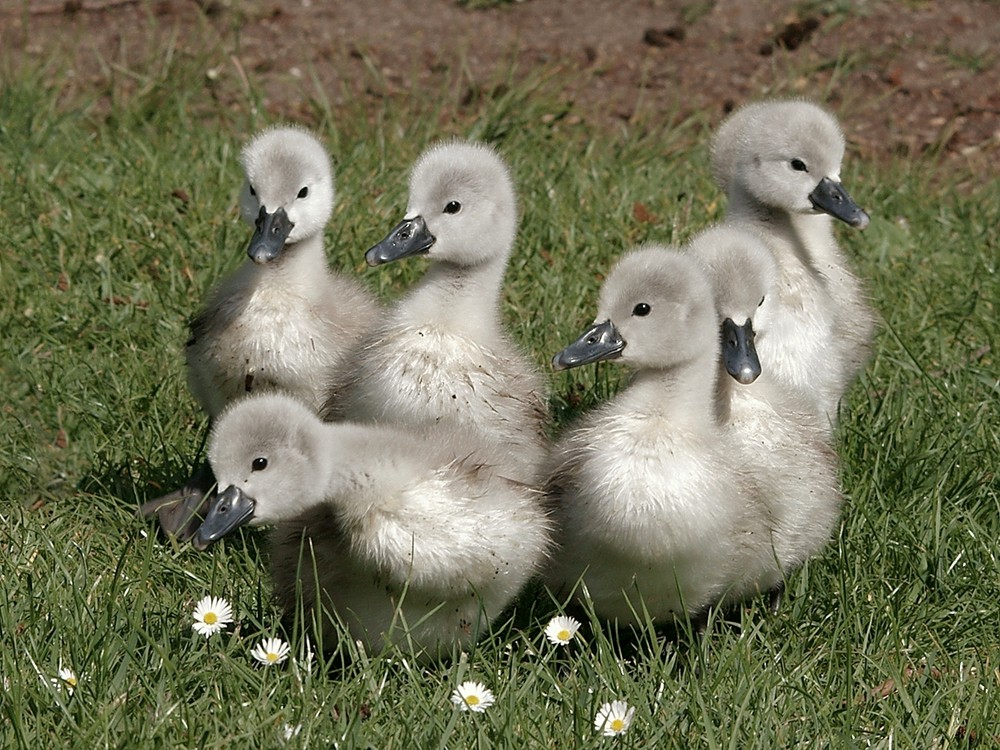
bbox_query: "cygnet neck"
[397,254,508,337]
[726,182,835,275]
[251,232,329,290]
[620,352,719,428]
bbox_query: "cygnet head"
[711,99,869,229]
[687,226,777,384]
[553,244,717,372]
[238,127,336,264]
[365,140,518,268]
[193,394,327,550]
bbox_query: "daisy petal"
[50,666,78,695]
[450,680,495,713]
[544,615,582,646]
[281,723,302,741]
[251,636,291,666]
[594,700,635,736]
[192,595,234,637]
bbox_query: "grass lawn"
[2,35,998,749]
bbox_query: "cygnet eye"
[248,184,256,197]
[443,200,462,215]
[297,186,309,199]
[790,158,808,172]
[251,457,268,472]
[758,295,766,307]
[632,302,652,317]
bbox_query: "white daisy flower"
[544,615,582,646]
[450,680,495,713]
[281,723,302,741]
[192,596,234,637]
[594,700,635,736]
[51,666,78,694]
[251,636,291,666]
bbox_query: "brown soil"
[3,0,999,170]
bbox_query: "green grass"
[2,36,999,750]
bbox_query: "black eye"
[251,457,268,472]
[632,303,651,317]
[248,185,256,197]
[758,295,765,307]
[790,158,808,172]
[297,186,309,199]
[443,200,461,214]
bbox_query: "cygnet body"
[544,245,769,625]
[324,141,548,485]
[194,393,551,661]
[711,99,876,424]
[688,225,843,601]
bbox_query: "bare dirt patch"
[3,0,999,171]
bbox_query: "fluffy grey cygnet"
[186,126,378,417]
[544,245,772,625]
[324,140,549,486]
[711,99,876,427]
[194,393,552,661]
[143,127,379,538]
[688,225,844,605]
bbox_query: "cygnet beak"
[247,206,295,264]
[721,317,761,385]
[192,485,256,551]
[808,176,870,229]
[365,216,436,266]
[552,319,626,371]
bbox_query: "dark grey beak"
[721,317,761,385]
[365,216,436,266]
[808,176,870,229]
[552,319,626,371]
[192,485,256,551]
[248,206,295,264]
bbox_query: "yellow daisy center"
[204,612,218,625]
[610,719,624,732]
[557,629,571,641]
[266,652,279,663]
[465,694,480,706]
[65,676,78,688]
